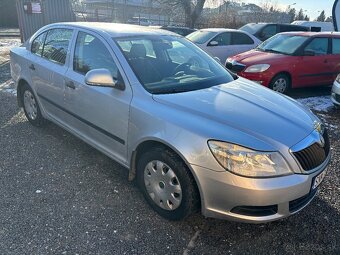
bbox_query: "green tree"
[316,10,326,22]
[296,9,305,20]
[288,8,296,23]
[304,15,310,21]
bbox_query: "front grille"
[225,63,246,73]
[289,189,317,213]
[231,205,278,217]
[293,130,330,171]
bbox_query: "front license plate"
[312,170,327,190]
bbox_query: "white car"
[186,28,261,64]
[331,74,340,107]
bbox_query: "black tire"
[21,83,46,127]
[269,73,291,94]
[137,147,199,220]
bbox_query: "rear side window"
[232,32,254,45]
[332,38,340,54]
[73,32,119,79]
[304,38,328,55]
[210,32,231,46]
[42,29,73,65]
[31,32,47,56]
[261,25,277,40]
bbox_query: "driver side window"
[209,32,231,46]
[73,32,119,79]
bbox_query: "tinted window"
[261,25,277,40]
[332,38,340,54]
[73,32,119,79]
[304,38,328,55]
[232,32,254,45]
[280,25,309,32]
[210,32,231,46]
[31,32,47,56]
[42,29,73,65]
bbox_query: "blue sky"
[244,0,335,20]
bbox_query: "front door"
[295,37,332,87]
[64,31,132,164]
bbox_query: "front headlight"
[208,141,292,177]
[244,64,270,73]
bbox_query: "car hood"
[232,50,288,65]
[152,78,316,149]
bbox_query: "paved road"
[0,39,339,254]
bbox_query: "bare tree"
[155,0,206,28]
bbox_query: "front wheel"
[137,147,199,220]
[269,74,291,94]
[21,84,46,127]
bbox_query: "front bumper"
[331,80,340,106]
[192,152,330,223]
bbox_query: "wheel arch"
[16,78,30,107]
[271,71,292,86]
[129,139,203,208]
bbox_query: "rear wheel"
[270,73,290,94]
[137,147,199,220]
[21,84,46,127]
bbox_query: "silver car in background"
[10,23,330,223]
[186,28,261,64]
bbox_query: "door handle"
[65,80,75,89]
[29,64,35,70]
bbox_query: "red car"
[226,32,340,93]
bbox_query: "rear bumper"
[192,153,330,223]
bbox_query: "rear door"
[258,24,278,41]
[63,30,132,164]
[29,28,74,122]
[295,37,332,87]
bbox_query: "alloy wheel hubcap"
[23,90,38,120]
[144,160,182,211]
[272,78,287,93]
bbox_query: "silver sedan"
[10,22,330,223]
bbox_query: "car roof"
[198,28,241,32]
[47,22,178,37]
[279,31,340,37]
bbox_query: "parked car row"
[184,24,340,95]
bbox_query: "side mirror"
[304,50,315,56]
[208,40,219,46]
[85,69,124,90]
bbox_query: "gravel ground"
[0,39,339,254]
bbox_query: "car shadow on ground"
[288,86,332,99]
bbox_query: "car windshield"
[186,30,218,44]
[239,23,266,35]
[256,34,309,55]
[115,35,233,94]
